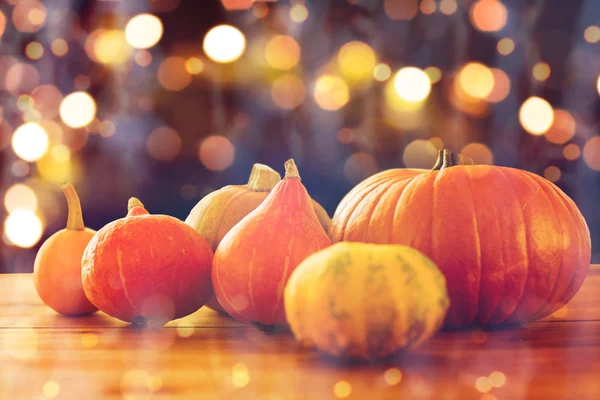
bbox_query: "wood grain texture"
[0,266,599,400]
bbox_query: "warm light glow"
[221,0,253,10]
[290,4,309,23]
[584,26,600,43]
[532,62,551,81]
[271,75,306,109]
[37,149,75,183]
[563,143,581,160]
[486,68,510,103]
[13,0,46,33]
[461,143,494,164]
[133,50,152,67]
[125,14,163,49]
[31,85,63,119]
[489,371,506,388]
[12,122,48,162]
[596,75,600,96]
[176,321,195,338]
[384,0,418,21]
[25,42,43,60]
[583,137,600,171]
[333,381,352,398]
[497,37,515,55]
[265,35,301,70]
[545,109,575,144]
[5,63,40,95]
[440,0,457,15]
[81,332,98,348]
[42,381,60,398]
[252,3,269,19]
[231,363,250,388]
[420,0,436,15]
[338,41,377,82]
[51,39,68,57]
[403,139,438,168]
[519,96,554,135]
[158,57,191,91]
[203,25,246,63]
[475,376,492,393]
[373,63,392,81]
[59,92,97,128]
[393,67,431,102]
[0,10,5,39]
[92,30,131,65]
[147,127,182,161]
[185,57,204,74]
[4,210,43,248]
[544,166,561,182]
[470,0,507,32]
[4,184,37,213]
[199,135,236,171]
[384,368,403,385]
[458,63,495,99]
[424,66,442,84]
[313,75,350,111]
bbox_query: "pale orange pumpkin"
[330,149,591,328]
[212,159,332,328]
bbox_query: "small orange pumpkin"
[33,183,97,316]
[330,149,591,328]
[213,159,332,328]
[82,198,213,326]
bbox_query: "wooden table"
[1,267,599,400]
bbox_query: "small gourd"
[213,159,331,328]
[284,242,449,360]
[186,163,331,314]
[82,197,213,326]
[34,183,97,316]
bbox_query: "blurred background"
[0,0,599,272]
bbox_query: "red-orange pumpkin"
[330,149,591,328]
[213,159,332,328]
[82,198,213,326]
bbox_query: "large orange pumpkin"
[330,149,591,328]
[82,198,213,326]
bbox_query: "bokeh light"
[384,368,403,385]
[384,0,418,21]
[313,75,350,111]
[532,62,551,81]
[475,376,492,393]
[596,75,600,95]
[489,371,507,388]
[13,0,46,33]
[290,4,309,23]
[51,39,68,57]
[583,137,600,171]
[545,109,575,144]
[373,63,392,81]
[265,35,301,70]
[231,363,250,388]
[393,67,431,103]
[42,381,60,399]
[470,0,507,32]
[203,25,246,63]
[5,63,40,95]
[333,381,352,398]
[12,122,49,162]
[519,96,554,135]
[544,166,561,182]
[199,135,235,171]
[4,210,43,248]
[125,14,163,49]
[185,57,204,75]
[486,68,510,103]
[271,75,306,109]
[158,57,191,91]
[0,10,5,39]
[344,152,379,184]
[497,37,515,55]
[403,139,438,168]
[458,63,495,99]
[460,143,494,164]
[87,29,131,65]
[252,2,269,19]
[37,147,76,183]
[424,66,442,84]
[440,0,458,15]
[338,41,376,82]
[420,0,436,15]
[4,184,37,213]
[563,143,581,160]
[584,26,600,43]
[59,92,97,128]
[134,50,152,67]
[25,42,44,60]
[147,127,182,161]
[221,0,253,10]
[31,85,63,119]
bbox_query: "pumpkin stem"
[284,159,301,180]
[128,197,145,211]
[62,183,85,231]
[431,149,474,171]
[247,163,281,191]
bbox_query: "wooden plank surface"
[1,266,599,400]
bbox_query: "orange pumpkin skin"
[82,199,213,325]
[330,150,591,328]
[213,160,332,327]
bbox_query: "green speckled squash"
[284,242,449,360]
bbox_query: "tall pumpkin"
[185,163,331,313]
[330,149,591,328]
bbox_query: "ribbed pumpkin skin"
[213,163,332,327]
[82,204,213,325]
[330,165,591,328]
